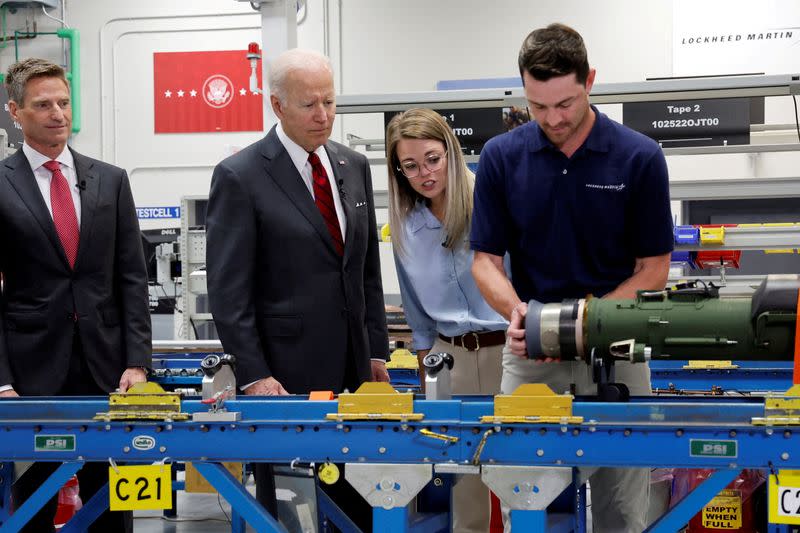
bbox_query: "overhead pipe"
[0,28,80,133]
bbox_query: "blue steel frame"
[650,360,793,393]
[0,394,798,532]
[151,353,422,392]
[152,353,793,400]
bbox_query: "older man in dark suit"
[0,58,151,532]
[206,48,389,530]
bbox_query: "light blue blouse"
[394,202,508,351]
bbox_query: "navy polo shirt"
[470,106,673,304]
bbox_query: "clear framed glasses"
[397,151,447,179]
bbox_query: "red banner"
[153,50,263,133]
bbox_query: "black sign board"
[623,98,751,147]
[0,85,25,149]
[384,107,506,155]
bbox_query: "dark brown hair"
[518,23,589,84]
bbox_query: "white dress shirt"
[276,123,347,241]
[22,143,82,225]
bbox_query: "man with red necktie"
[0,57,151,532]
[206,48,390,531]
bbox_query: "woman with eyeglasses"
[386,108,506,533]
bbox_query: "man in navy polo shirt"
[471,23,673,532]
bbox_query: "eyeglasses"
[396,151,447,179]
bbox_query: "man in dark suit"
[0,58,151,532]
[206,48,389,529]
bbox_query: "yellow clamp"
[419,428,459,443]
[326,382,423,421]
[380,223,391,242]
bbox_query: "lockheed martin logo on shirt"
[585,183,626,192]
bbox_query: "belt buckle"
[461,332,480,352]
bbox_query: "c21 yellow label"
[769,471,800,525]
[108,465,172,511]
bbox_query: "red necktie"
[44,160,80,269]
[308,152,344,256]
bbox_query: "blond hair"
[385,108,474,257]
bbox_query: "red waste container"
[54,475,82,530]
[673,469,765,532]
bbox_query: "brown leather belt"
[438,330,506,352]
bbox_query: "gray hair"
[268,48,332,103]
[5,57,68,106]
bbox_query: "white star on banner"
[239,88,247,96]
[189,89,197,97]
[164,90,172,98]
[177,90,185,97]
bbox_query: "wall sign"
[385,107,507,156]
[623,98,750,147]
[136,206,181,220]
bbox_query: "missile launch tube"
[524,274,799,363]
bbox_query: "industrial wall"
[1,0,798,299]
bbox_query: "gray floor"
[134,491,253,533]
[132,469,317,533]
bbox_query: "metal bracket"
[482,465,572,511]
[192,358,240,422]
[683,360,738,369]
[752,384,800,425]
[480,384,583,424]
[326,382,423,422]
[434,463,480,475]
[345,463,431,510]
[94,382,189,421]
[424,353,454,401]
[192,410,241,422]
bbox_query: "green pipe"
[57,28,80,133]
[0,7,8,50]
[13,30,58,62]
[2,28,80,133]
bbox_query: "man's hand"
[507,302,528,358]
[509,302,558,363]
[371,360,390,383]
[118,367,147,393]
[244,377,290,396]
[0,389,19,398]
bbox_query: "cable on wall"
[793,94,800,143]
[41,5,66,27]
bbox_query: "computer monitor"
[141,228,180,283]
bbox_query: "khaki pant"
[500,346,651,533]
[429,336,504,533]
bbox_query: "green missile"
[524,274,798,363]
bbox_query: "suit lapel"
[71,149,99,271]
[3,150,69,268]
[325,142,356,263]
[261,129,341,257]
